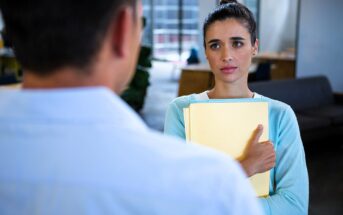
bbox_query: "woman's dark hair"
[203,0,257,48]
[0,0,137,75]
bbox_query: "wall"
[197,1,217,62]
[259,0,298,52]
[0,13,3,31]
[296,0,343,92]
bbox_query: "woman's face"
[205,18,258,85]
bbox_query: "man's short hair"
[0,0,137,75]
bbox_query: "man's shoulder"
[0,124,261,214]
[145,131,263,214]
[123,128,239,174]
[141,129,247,183]
[130,129,255,201]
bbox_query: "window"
[142,0,199,61]
[243,0,259,29]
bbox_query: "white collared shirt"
[0,87,263,215]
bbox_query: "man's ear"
[110,7,134,58]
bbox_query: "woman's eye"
[209,43,220,50]
[233,41,244,48]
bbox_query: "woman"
[164,1,309,214]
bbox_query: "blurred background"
[1,0,342,214]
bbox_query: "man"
[0,0,263,214]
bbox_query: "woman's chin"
[218,74,245,84]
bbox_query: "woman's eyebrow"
[207,36,246,45]
[207,39,221,44]
[230,36,245,41]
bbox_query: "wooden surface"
[252,52,295,80]
[178,64,213,96]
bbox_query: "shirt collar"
[0,87,147,130]
[195,91,262,100]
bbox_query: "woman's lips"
[220,66,238,74]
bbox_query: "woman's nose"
[221,48,233,62]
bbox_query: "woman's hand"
[238,125,276,177]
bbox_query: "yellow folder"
[184,101,270,197]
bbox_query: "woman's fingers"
[251,124,264,145]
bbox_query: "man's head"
[0,0,142,92]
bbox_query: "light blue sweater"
[164,92,309,215]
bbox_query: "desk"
[178,64,213,96]
[178,52,296,96]
[253,52,295,80]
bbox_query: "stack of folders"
[183,100,270,197]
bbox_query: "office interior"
[0,0,342,214]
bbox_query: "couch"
[249,76,343,143]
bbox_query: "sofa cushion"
[301,105,343,125]
[249,76,334,111]
[296,114,331,132]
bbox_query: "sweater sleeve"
[259,105,309,215]
[164,98,188,139]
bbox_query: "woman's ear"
[253,39,259,55]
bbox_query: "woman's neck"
[207,81,253,99]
